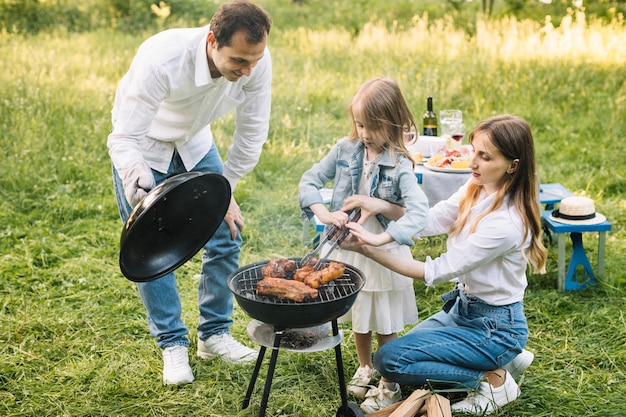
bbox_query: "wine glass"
[403,130,418,146]
[440,109,462,139]
[450,122,465,149]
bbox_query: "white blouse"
[419,182,530,305]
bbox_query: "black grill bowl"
[228,258,364,328]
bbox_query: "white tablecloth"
[415,165,471,207]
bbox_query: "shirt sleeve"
[385,166,429,246]
[298,141,342,219]
[222,49,272,190]
[107,57,170,171]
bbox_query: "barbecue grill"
[228,258,366,417]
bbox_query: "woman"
[342,114,547,414]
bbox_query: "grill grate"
[233,261,361,305]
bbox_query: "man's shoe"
[451,371,520,415]
[162,345,194,385]
[360,381,402,414]
[502,349,534,379]
[348,365,378,398]
[197,333,258,364]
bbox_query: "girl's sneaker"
[360,381,402,414]
[347,365,377,398]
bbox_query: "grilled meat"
[293,264,314,282]
[256,277,319,302]
[261,258,298,278]
[293,261,346,289]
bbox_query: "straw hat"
[549,196,606,225]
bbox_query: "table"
[415,172,575,209]
[414,164,471,207]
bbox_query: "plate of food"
[410,151,428,165]
[425,165,471,173]
[425,148,472,173]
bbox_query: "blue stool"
[541,211,612,291]
[539,183,573,209]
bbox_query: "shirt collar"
[355,141,396,167]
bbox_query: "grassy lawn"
[1,8,625,417]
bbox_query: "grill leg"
[332,319,350,415]
[242,345,267,410]
[257,330,284,417]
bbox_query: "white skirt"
[325,221,418,335]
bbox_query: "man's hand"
[224,195,244,240]
[119,160,156,207]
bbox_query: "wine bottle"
[423,96,438,136]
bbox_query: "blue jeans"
[113,145,241,349]
[373,285,528,390]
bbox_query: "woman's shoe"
[502,349,534,379]
[451,371,520,415]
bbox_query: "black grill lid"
[119,171,231,282]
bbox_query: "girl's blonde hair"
[347,77,416,163]
[449,114,547,274]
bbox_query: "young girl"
[343,114,547,415]
[298,77,429,413]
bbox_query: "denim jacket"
[299,137,429,246]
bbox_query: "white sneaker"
[197,333,258,364]
[348,365,377,398]
[360,381,402,414]
[451,371,520,415]
[502,349,534,379]
[162,345,194,385]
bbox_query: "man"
[107,0,272,385]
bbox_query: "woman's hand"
[345,222,425,282]
[345,222,390,247]
[338,233,365,253]
[342,195,404,222]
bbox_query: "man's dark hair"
[210,0,272,47]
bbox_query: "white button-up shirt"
[107,25,272,191]
[420,182,530,305]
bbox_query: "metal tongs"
[301,208,362,269]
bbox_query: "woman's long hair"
[347,77,416,163]
[449,115,547,274]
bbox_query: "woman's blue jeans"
[373,285,528,390]
[113,145,241,349]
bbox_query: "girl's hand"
[316,209,349,229]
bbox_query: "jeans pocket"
[440,288,459,313]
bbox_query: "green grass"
[1,9,625,417]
